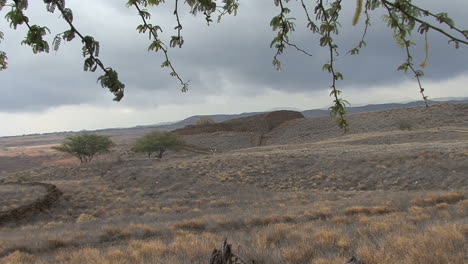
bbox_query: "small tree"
[52,133,114,163]
[133,131,184,159]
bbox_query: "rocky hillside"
[178,103,468,152]
[173,110,304,135]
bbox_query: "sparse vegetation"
[99,226,131,242]
[2,197,465,264]
[1,104,468,263]
[398,118,414,131]
[344,205,394,216]
[413,192,464,206]
[12,171,32,182]
[133,131,184,158]
[173,220,206,231]
[51,133,114,163]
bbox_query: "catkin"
[352,0,363,26]
[420,31,429,68]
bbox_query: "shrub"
[13,171,32,182]
[413,192,464,206]
[133,131,184,158]
[52,134,114,163]
[173,220,206,231]
[100,226,131,242]
[398,118,414,131]
[344,205,393,216]
[195,117,215,125]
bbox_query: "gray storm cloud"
[0,0,467,112]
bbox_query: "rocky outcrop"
[173,110,304,136]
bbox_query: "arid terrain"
[0,103,467,264]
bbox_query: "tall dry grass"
[2,193,466,264]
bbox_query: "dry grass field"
[0,103,467,264]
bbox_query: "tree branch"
[299,0,318,33]
[133,2,189,92]
[403,1,467,39]
[285,40,313,56]
[347,0,370,55]
[382,0,429,106]
[172,0,184,47]
[317,0,348,131]
[53,1,125,101]
[382,0,468,46]
[55,2,108,74]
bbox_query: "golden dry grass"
[0,185,47,211]
[344,205,394,216]
[1,106,468,264]
[1,251,36,264]
[2,192,464,264]
[413,192,464,206]
[173,220,207,231]
[99,226,132,242]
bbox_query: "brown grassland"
[0,103,467,264]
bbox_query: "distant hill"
[173,110,304,136]
[128,112,267,132]
[144,98,468,131]
[7,98,468,138]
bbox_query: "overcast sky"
[0,0,467,136]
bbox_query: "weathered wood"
[209,239,364,264]
[345,256,366,264]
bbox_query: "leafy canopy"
[52,133,115,163]
[1,0,467,131]
[133,131,184,159]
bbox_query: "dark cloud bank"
[0,0,467,112]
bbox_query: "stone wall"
[0,182,62,226]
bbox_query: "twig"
[382,0,468,45]
[347,0,370,55]
[317,0,348,130]
[382,1,429,106]
[133,2,188,91]
[174,0,183,46]
[285,40,313,56]
[55,1,108,74]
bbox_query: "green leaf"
[322,63,331,72]
[272,58,282,71]
[334,72,344,80]
[52,34,61,52]
[397,62,409,72]
[462,30,468,38]
[170,36,184,48]
[21,25,51,54]
[62,8,74,23]
[0,50,7,70]
[0,0,6,11]
[436,12,455,27]
[181,83,189,92]
[148,40,162,52]
[97,68,125,101]
[62,30,75,41]
[161,60,170,67]
[5,8,28,29]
